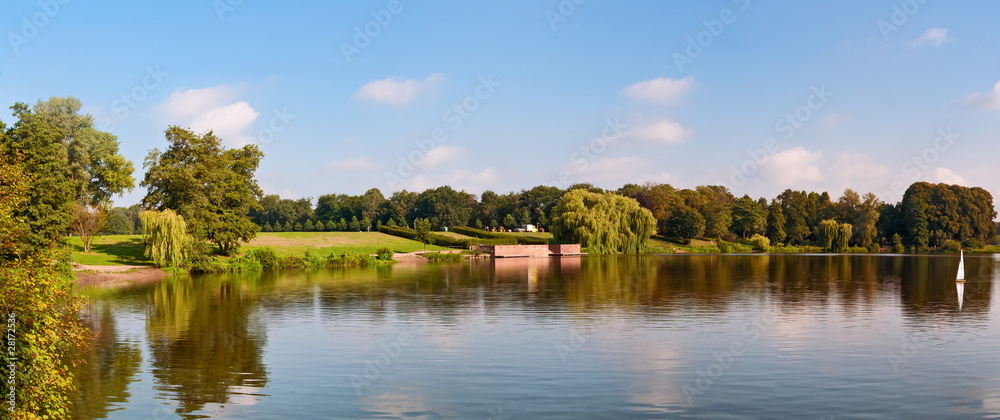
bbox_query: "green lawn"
[67,235,152,265]
[245,231,447,256]
[505,231,554,241]
[67,231,447,266]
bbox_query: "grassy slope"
[245,231,447,256]
[67,235,151,265]
[68,231,448,265]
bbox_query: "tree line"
[102,180,995,253]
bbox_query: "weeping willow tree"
[140,209,191,268]
[550,189,656,254]
[817,219,852,252]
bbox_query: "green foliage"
[892,233,905,253]
[422,251,463,263]
[899,182,996,250]
[140,210,193,268]
[101,207,135,235]
[503,213,517,229]
[412,185,475,229]
[244,247,280,270]
[304,220,315,231]
[387,218,397,227]
[962,238,984,249]
[748,233,771,252]
[0,155,89,418]
[766,200,786,244]
[688,245,721,253]
[730,195,766,238]
[415,218,433,248]
[190,249,383,273]
[665,206,705,244]
[314,220,325,231]
[718,242,752,253]
[261,222,273,232]
[941,239,962,253]
[550,189,656,254]
[293,222,303,232]
[375,246,393,261]
[141,126,263,256]
[361,217,372,231]
[349,216,360,231]
[817,219,852,252]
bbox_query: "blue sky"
[3,0,1000,207]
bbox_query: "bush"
[769,245,803,253]
[245,247,280,270]
[423,252,463,263]
[376,246,393,261]
[718,242,752,253]
[846,246,869,253]
[962,238,985,249]
[867,243,881,253]
[747,234,770,252]
[689,245,721,253]
[941,239,962,253]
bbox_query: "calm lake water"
[72,254,1000,419]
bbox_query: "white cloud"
[393,168,499,193]
[622,76,694,104]
[760,147,824,186]
[415,145,466,169]
[926,167,967,185]
[911,27,953,47]
[959,81,1000,110]
[158,84,260,146]
[324,156,383,171]
[633,118,692,144]
[159,84,245,120]
[187,102,259,146]
[353,74,445,105]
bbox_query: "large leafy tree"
[665,206,705,244]
[1,98,134,254]
[550,189,656,254]
[413,186,476,229]
[730,195,766,238]
[765,199,786,245]
[142,126,263,255]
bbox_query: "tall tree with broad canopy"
[2,99,134,253]
[141,126,263,255]
[550,189,656,254]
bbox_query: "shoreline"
[74,265,169,288]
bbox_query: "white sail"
[957,281,965,311]
[957,250,966,281]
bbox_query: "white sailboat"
[957,280,965,311]
[956,250,966,283]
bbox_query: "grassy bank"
[68,231,448,266]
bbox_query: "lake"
[73,254,999,419]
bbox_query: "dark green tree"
[141,126,263,255]
[766,199,786,244]
[666,206,705,244]
[415,217,432,249]
[730,195,766,238]
[503,214,517,229]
